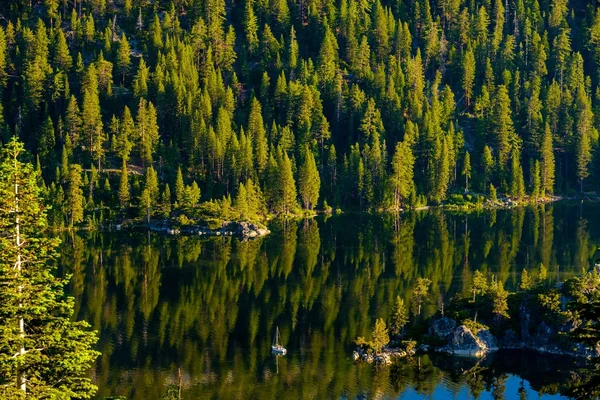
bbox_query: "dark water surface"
[58,202,600,399]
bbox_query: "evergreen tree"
[66,164,84,227]
[277,151,297,215]
[117,106,134,163]
[463,46,476,107]
[117,33,131,84]
[0,137,98,398]
[298,146,320,210]
[510,149,525,200]
[490,277,509,319]
[472,270,488,302]
[462,151,471,193]
[235,182,249,218]
[140,166,159,222]
[413,277,432,315]
[247,98,268,174]
[490,85,515,169]
[390,140,414,210]
[531,160,541,200]
[118,160,130,210]
[520,269,532,291]
[244,0,259,54]
[389,296,409,337]
[482,145,494,193]
[371,318,389,354]
[541,123,555,196]
[175,166,185,207]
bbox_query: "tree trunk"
[14,153,26,394]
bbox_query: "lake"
[58,202,600,399]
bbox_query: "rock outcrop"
[430,317,456,339]
[146,220,270,239]
[439,325,488,357]
[430,317,597,359]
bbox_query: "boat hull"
[271,345,287,355]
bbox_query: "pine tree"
[575,88,594,193]
[160,183,172,217]
[0,26,7,88]
[489,183,497,201]
[278,151,297,215]
[413,277,432,315]
[318,23,339,87]
[117,33,131,84]
[235,182,249,218]
[66,164,84,227]
[117,106,134,163]
[298,146,321,210]
[390,140,414,210]
[371,318,389,354]
[247,98,268,174]
[389,296,409,337]
[244,0,259,54]
[175,167,185,207]
[462,151,471,193]
[482,145,494,193]
[531,160,541,200]
[140,166,159,222]
[53,29,72,71]
[0,137,99,398]
[472,270,488,302]
[490,85,515,169]
[541,123,555,196]
[463,45,476,107]
[37,116,55,167]
[490,277,509,319]
[81,69,105,169]
[65,95,82,151]
[118,160,130,210]
[133,58,149,98]
[181,181,201,210]
[137,99,160,166]
[510,149,525,200]
[520,269,532,291]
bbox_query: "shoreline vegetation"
[353,269,600,373]
[53,191,599,238]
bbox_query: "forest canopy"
[1,0,600,225]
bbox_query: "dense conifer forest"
[2,0,600,226]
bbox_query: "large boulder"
[439,325,487,357]
[476,330,498,352]
[430,317,457,339]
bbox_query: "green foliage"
[414,278,432,316]
[389,296,409,337]
[3,0,600,226]
[0,138,99,398]
[356,318,389,354]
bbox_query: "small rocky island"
[144,220,270,239]
[354,271,600,365]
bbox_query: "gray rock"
[440,325,487,357]
[476,330,498,352]
[430,317,457,339]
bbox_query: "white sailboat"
[271,326,287,355]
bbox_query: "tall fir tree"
[0,137,99,399]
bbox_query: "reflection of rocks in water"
[428,350,589,396]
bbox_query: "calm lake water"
[58,202,600,399]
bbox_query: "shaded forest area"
[1,0,600,226]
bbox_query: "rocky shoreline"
[354,316,599,366]
[121,220,271,239]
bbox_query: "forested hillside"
[1,0,600,226]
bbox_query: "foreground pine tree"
[0,137,99,398]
